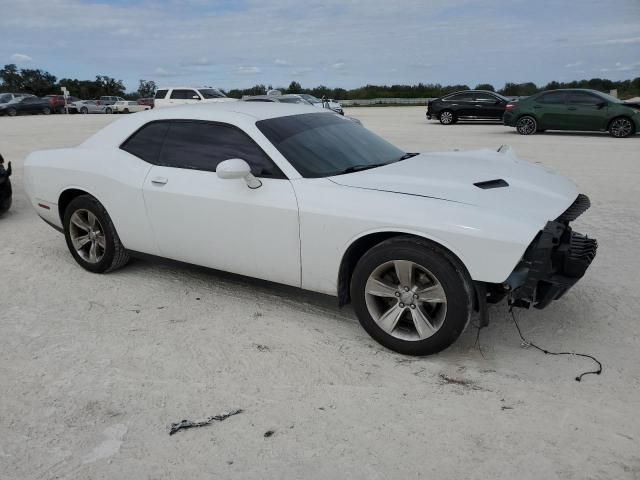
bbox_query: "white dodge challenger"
[24,102,597,355]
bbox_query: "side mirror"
[216,158,262,189]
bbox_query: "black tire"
[105,107,112,114]
[0,178,12,215]
[516,115,537,135]
[7,108,17,117]
[608,117,635,138]
[42,107,51,115]
[439,110,455,125]
[81,107,88,114]
[63,195,129,273]
[350,236,473,356]
[123,108,129,114]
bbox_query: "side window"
[170,89,199,100]
[473,93,497,102]
[445,93,473,101]
[120,122,170,163]
[539,92,566,104]
[568,92,601,106]
[158,121,282,178]
[155,89,168,99]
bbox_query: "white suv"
[154,87,235,108]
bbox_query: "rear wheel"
[516,115,537,135]
[7,108,17,117]
[42,107,51,115]
[439,110,455,125]
[81,107,88,114]
[123,108,130,114]
[63,195,129,273]
[609,117,634,138]
[105,107,113,114]
[351,237,473,356]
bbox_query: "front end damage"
[481,194,597,317]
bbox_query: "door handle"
[151,176,168,185]
[533,105,542,109]
[567,107,577,110]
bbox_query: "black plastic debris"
[168,409,243,436]
[264,429,275,438]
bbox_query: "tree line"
[2,63,639,100]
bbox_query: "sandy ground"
[1,107,639,479]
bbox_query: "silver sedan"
[73,100,107,114]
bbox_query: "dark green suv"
[503,89,640,138]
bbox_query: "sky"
[1,0,639,92]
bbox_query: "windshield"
[198,88,226,99]
[595,91,623,104]
[279,97,306,104]
[300,94,321,104]
[257,112,406,178]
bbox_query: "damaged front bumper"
[506,193,597,309]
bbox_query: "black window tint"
[244,98,274,102]
[539,92,566,104]
[155,89,168,99]
[473,93,497,102]
[170,89,198,100]
[446,93,473,101]
[568,92,601,105]
[120,122,170,163]
[159,121,281,177]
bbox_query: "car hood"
[328,146,578,224]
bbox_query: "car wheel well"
[58,188,91,222]
[607,115,635,132]
[337,232,470,307]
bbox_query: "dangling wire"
[509,306,602,382]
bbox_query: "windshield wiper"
[338,163,387,174]
[398,152,419,160]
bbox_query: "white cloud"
[10,53,32,63]
[565,61,583,68]
[154,67,174,76]
[595,36,640,45]
[237,66,261,74]
[274,59,290,66]
[332,62,345,69]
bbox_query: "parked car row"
[242,92,357,123]
[0,93,153,116]
[427,88,640,138]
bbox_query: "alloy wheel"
[69,209,106,263]
[440,111,453,125]
[364,260,447,341]
[516,116,536,135]
[610,118,633,138]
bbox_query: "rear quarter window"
[120,122,170,164]
[155,89,168,99]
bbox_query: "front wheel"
[63,195,129,273]
[516,115,537,135]
[81,107,88,114]
[7,108,17,117]
[105,107,112,114]
[42,107,51,115]
[439,110,455,125]
[609,117,634,138]
[351,237,473,356]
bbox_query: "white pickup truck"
[154,87,236,108]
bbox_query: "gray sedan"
[73,100,107,114]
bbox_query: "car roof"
[81,101,322,148]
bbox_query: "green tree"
[286,81,302,94]
[475,83,495,92]
[19,68,57,96]
[137,79,157,98]
[0,64,22,92]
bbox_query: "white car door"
[138,120,301,287]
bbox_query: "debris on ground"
[264,429,275,438]
[254,343,270,352]
[168,409,243,436]
[438,373,488,391]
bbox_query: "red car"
[137,97,154,108]
[45,95,79,113]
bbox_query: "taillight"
[505,103,515,111]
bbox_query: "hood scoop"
[474,179,509,189]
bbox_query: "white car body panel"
[23,102,580,299]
